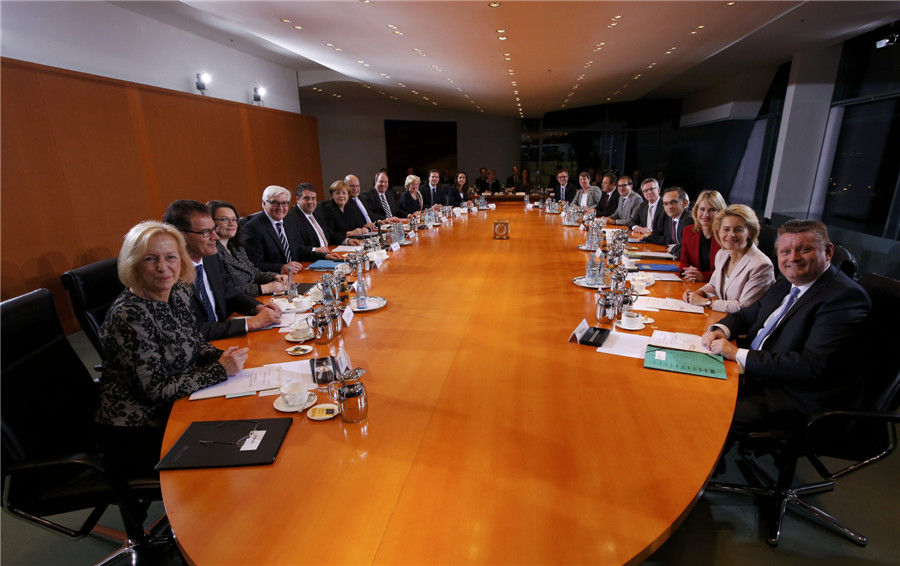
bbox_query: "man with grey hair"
[243,185,321,273]
[600,176,643,226]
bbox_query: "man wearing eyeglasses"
[243,185,324,274]
[163,200,281,341]
[600,176,643,226]
[660,187,693,258]
[554,170,577,202]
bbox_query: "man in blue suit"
[703,219,871,430]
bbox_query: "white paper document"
[277,312,311,331]
[596,332,651,359]
[626,250,676,260]
[332,245,362,253]
[649,330,712,353]
[190,366,282,400]
[633,297,704,314]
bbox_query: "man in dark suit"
[555,169,577,202]
[163,200,281,341]
[344,174,377,231]
[660,186,693,258]
[703,220,871,430]
[505,166,520,190]
[361,171,409,222]
[421,169,446,208]
[288,182,354,254]
[474,167,488,192]
[634,178,667,243]
[594,173,619,217]
[243,185,324,273]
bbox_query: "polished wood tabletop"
[161,204,738,565]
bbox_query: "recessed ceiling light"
[325,43,334,47]
[417,53,426,56]
[363,63,370,67]
[393,31,403,35]
[613,15,622,19]
[666,51,672,54]
[386,24,397,29]
[496,29,506,33]
[334,48,342,52]
[489,2,501,7]
[725,1,736,5]
[609,22,618,27]
[690,30,698,35]
[697,25,705,29]
[504,57,511,61]
[280,18,292,23]
[499,36,507,40]
[293,25,303,30]
[357,60,364,63]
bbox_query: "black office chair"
[1,289,171,565]
[61,258,123,361]
[757,224,779,270]
[831,244,859,280]
[707,273,900,546]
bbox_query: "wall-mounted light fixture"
[252,87,266,106]
[195,72,211,95]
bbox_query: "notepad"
[636,263,680,272]
[307,260,344,270]
[643,346,727,380]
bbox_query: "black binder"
[156,417,292,471]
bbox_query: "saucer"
[641,316,655,324]
[307,403,340,420]
[615,320,646,331]
[633,289,651,296]
[285,344,314,356]
[572,276,605,289]
[286,332,314,343]
[351,296,387,312]
[273,392,316,413]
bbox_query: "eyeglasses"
[662,200,681,207]
[213,217,238,224]
[265,200,291,208]
[181,228,217,238]
[617,184,632,188]
[199,420,259,449]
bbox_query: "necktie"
[672,219,680,244]
[380,193,392,218]
[275,221,292,263]
[308,214,328,247]
[354,198,372,224]
[431,187,437,205]
[750,287,800,350]
[194,265,217,322]
[647,203,656,230]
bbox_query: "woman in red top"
[679,190,726,282]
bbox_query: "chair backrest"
[757,224,779,272]
[60,258,122,358]
[859,273,900,412]
[1,289,100,466]
[832,244,859,280]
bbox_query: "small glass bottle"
[356,276,368,310]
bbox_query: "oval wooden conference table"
[161,204,739,566]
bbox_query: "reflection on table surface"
[161,203,738,566]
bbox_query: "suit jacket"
[556,182,577,202]
[478,179,500,193]
[679,227,722,280]
[289,205,343,247]
[215,241,277,297]
[717,265,871,417]
[318,201,362,241]
[348,196,374,227]
[242,211,322,273]
[505,175,519,189]
[191,254,262,341]
[608,192,643,226]
[399,190,425,213]
[421,185,447,207]
[361,188,409,221]
[663,209,694,258]
[447,187,467,207]
[595,190,619,217]
[637,199,669,244]
[697,245,775,313]
[571,186,603,209]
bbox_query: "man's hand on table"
[246,303,281,330]
[701,328,738,361]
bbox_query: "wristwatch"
[705,298,712,308]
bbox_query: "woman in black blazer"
[398,174,425,213]
[319,180,370,241]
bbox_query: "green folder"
[643,346,727,380]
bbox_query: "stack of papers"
[189,360,316,400]
[632,297,704,314]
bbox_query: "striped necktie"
[194,265,217,322]
[275,221,292,263]
[380,193,392,218]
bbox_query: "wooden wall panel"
[1,58,321,332]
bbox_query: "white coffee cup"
[632,281,647,294]
[290,319,312,340]
[270,297,290,310]
[621,311,642,330]
[292,296,311,311]
[280,382,307,407]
